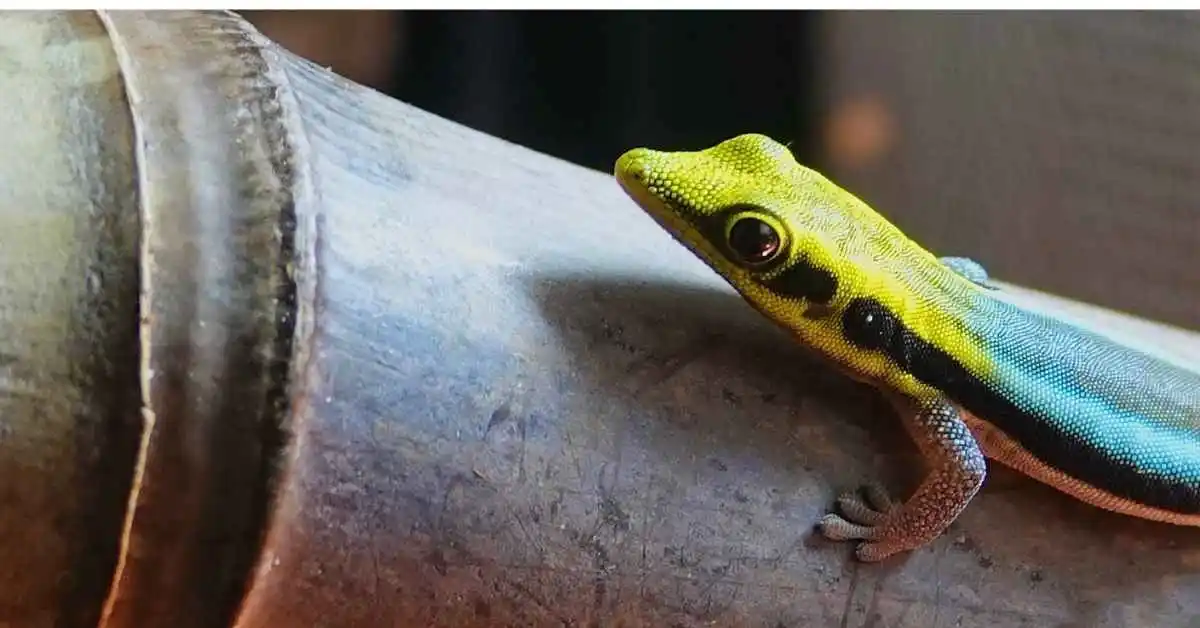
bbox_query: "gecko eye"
[727,217,782,266]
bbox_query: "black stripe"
[763,257,838,304]
[841,296,1200,515]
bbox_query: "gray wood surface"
[0,10,1197,628]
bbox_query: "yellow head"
[614,133,979,389]
[615,132,934,307]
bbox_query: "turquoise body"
[947,292,1200,513]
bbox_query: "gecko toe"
[820,515,905,562]
[862,482,897,512]
[854,540,898,563]
[830,482,895,527]
[835,492,888,526]
[817,513,878,541]
[820,482,901,550]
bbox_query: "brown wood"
[0,9,1197,628]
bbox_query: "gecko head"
[615,134,991,389]
[614,133,853,311]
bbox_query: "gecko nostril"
[616,150,654,185]
[623,163,651,186]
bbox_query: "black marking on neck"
[763,256,838,304]
[840,296,1200,514]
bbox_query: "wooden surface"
[0,10,1197,628]
[236,25,1200,627]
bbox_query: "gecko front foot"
[815,400,987,562]
[817,482,898,559]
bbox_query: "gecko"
[613,133,1200,562]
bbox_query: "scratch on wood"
[838,564,860,628]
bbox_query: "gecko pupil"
[727,217,780,265]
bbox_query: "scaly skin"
[613,133,1200,562]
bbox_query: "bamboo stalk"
[0,9,1196,628]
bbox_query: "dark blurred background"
[240,11,1199,331]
